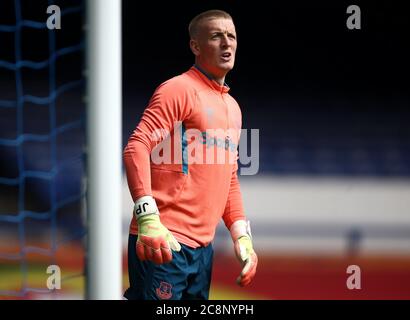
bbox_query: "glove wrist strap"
[134,195,159,220]
[230,220,252,242]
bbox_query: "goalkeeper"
[123,9,258,300]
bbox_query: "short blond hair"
[188,9,233,39]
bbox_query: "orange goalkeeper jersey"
[123,65,246,248]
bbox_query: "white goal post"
[86,0,123,300]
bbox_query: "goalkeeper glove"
[230,220,258,287]
[134,195,181,264]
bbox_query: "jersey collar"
[192,64,230,94]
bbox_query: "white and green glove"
[134,195,181,264]
[230,220,258,287]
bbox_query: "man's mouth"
[221,52,232,61]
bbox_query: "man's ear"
[190,39,200,56]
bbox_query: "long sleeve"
[222,160,246,230]
[123,79,194,201]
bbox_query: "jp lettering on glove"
[230,220,258,287]
[134,195,181,264]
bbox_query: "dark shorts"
[124,234,214,300]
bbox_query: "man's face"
[192,18,237,79]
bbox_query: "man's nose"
[221,35,231,47]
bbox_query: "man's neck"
[194,62,226,86]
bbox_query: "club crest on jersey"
[156,281,172,300]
